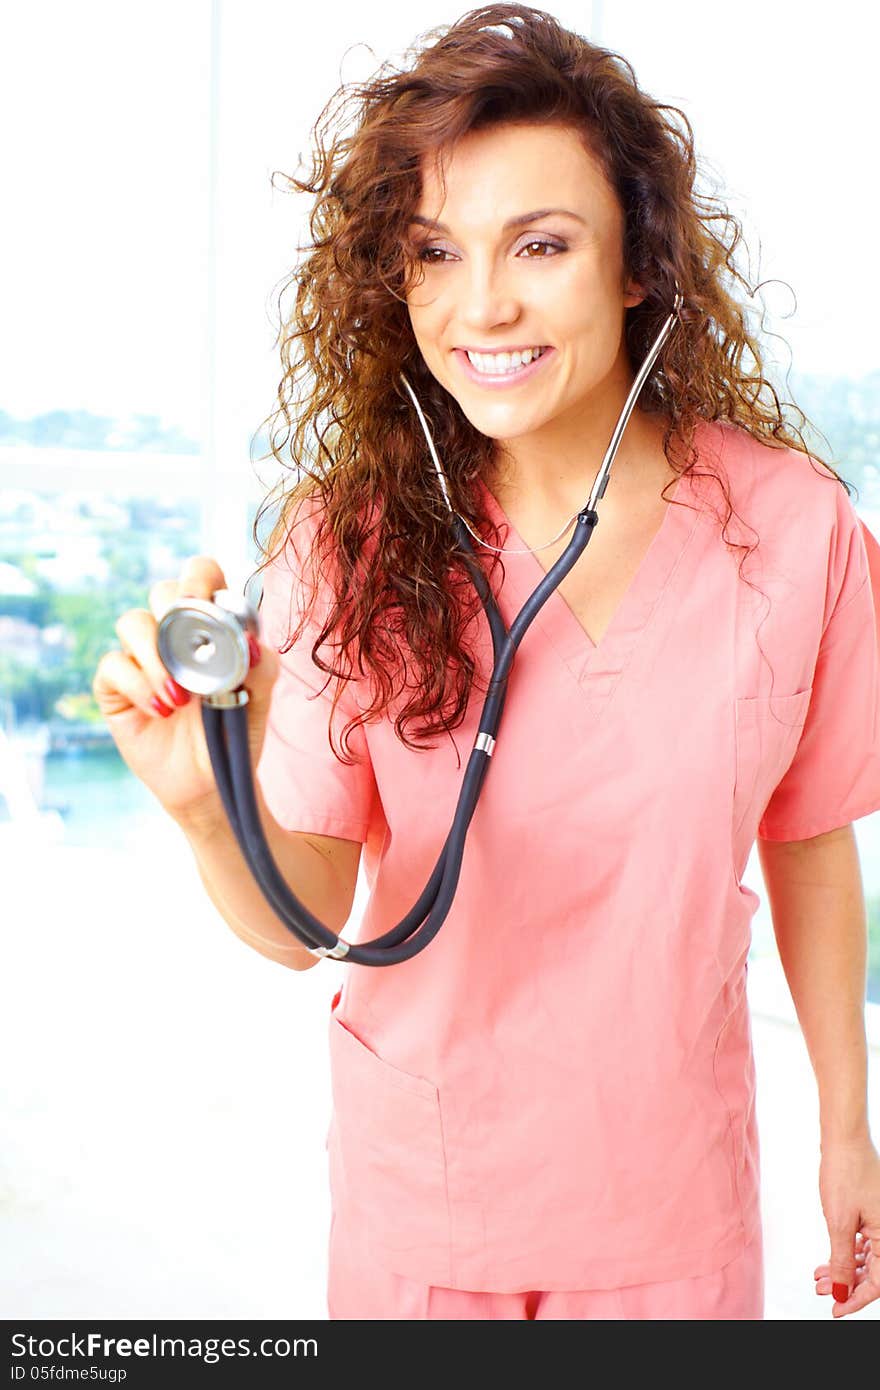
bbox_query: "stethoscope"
[157,286,684,967]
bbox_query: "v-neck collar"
[474,432,712,692]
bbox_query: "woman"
[94,4,880,1319]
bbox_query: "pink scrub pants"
[327,1214,765,1320]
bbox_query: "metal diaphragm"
[157,590,260,697]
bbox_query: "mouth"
[454,345,554,389]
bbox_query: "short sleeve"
[253,520,377,843]
[757,503,880,841]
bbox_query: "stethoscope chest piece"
[157,590,259,698]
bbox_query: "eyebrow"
[408,207,587,233]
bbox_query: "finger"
[148,577,182,622]
[816,1266,870,1299]
[177,555,228,600]
[93,649,177,720]
[827,1222,859,1304]
[816,1264,869,1295]
[814,1249,868,1279]
[115,609,191,711]
[831,1270,880,1317]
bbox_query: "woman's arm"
[756,823,870,1144]
[757,824,880,1315]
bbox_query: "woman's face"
[404,121,645,452]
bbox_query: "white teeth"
[465,346,545,374]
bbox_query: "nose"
[457,253,520,334]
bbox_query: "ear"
[623,278,647,310]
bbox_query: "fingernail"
[164,676,191,707]
[247,633,261,667]
[150,694,174,718]
[832,1282,849,1302]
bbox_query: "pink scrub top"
[255,417,880,1293]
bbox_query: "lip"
[458,344,548,353]
[454,346,555,389]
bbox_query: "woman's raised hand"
[92,555,280,832]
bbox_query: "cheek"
[560,296,621,367]
[529,267,600,341]
[409,313,436,347]
[408,309,449,372]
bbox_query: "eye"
[415,245,450,263]
[519,238,565,258]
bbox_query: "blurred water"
[43,747,164,851]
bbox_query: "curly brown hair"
[251,1,849,765]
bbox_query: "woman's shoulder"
[700,420,875,634]
[698,417,856,541]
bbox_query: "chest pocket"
[732,688,813,878]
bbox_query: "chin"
[465,401,552,431]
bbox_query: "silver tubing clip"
[204,689,251,709]
[307,939,352,960]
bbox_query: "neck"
[489,404,671,512]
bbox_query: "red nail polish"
[164,676,191,707]
[247,633,261,667]
[832,1282,849,1302]
[150,694,174,718]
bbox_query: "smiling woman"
[235,2,880,1322]
[253,8,852,759]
